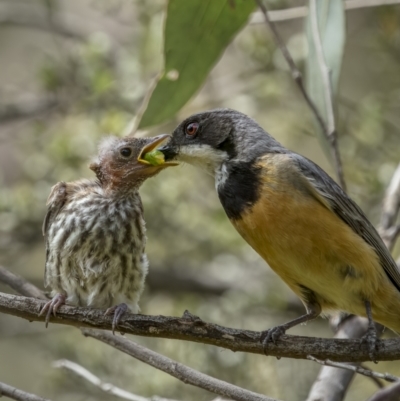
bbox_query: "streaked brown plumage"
[40,134,173,332]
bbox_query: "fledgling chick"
[40,134,175,333]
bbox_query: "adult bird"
[159,108,400,355]
[40,134,176,333]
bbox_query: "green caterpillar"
[143,149,165,166]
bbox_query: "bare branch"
[54,359,172,401]
[368,382,400,401]
[82,329,279,401]
[307,355,399,384]
[54,359,231,401]
[254,0,346,190]
[380,163,400,250]
[305,315,384,401]
[1,291,400,363]
[0,382,51,401]
[250,0,400,24]
[0,266,47,300]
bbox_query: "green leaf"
[305,0,346,157]
[138,0,255,129]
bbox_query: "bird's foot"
[105,303,129,335]
[260,325,286,354]
[362,300,379,363]
[361,321,378,363]
[39,293,66,328]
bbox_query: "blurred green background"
[0,1,400,400]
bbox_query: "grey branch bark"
[307,355,399,384]
[53,359,177,401]
[255,0,346,190]
[0,382,51,401]
[1,291,400,363]
[82,329,278,401]
[306,316,385,401]
[0,266,47,300]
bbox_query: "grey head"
[160,108,287,176]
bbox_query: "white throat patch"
[178,144,228,177]
[215,163,229,190]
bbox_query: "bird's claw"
[361,323,378,363]
[260,325,286,354]
[105,303,129,335]
[39,293,66,328]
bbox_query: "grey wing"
[291,153,400,292]
[43,182,68,287]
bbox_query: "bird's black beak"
[157,143,179,162]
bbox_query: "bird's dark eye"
[120,147,132,157]
[185,122,199,138]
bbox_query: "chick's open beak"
[138,134,179,167]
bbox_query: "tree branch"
[306,315,384,401]
[307,355,399,384]
[255,0,346,190]
[53,359,177,401]
[1,291,400,363]
[82,329,278,401]
[0,382,51,401]
[0,266,47,300]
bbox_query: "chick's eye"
[120,147,132,157]
[185,122,199,137]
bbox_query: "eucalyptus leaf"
[305,0,346,158]
[138,0,255,129]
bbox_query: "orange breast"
[231,155,388,317]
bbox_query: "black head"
[159,109,285,175]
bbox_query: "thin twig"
[255,0,346,190]
[307,355,400,384]
[306,316,377,401]
[380,163,400,251]
[359,363,385,389]
[82,329,278,401]
[0,382,51,401]
[53,359,174,401]
[0,266,47,300]
[54,359,231,401]
[250,0,400,24]
[367,382,400,401]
